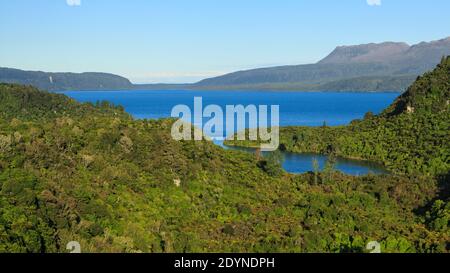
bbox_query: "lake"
[62,90,399,175]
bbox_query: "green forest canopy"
[0,57,449,253]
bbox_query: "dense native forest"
[227,57,450,176]
[0,58,449,253]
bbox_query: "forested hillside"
[224,58,450,252]
[0,77,448,252]
[227,57,450,176]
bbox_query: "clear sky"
[1,0,449,83]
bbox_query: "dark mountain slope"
[0,68,133,91]
[197,62,394,86]
[318,42,410,64]
[197,37,450,91]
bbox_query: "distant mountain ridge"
[0,67,133,91]
[1,37,449,92]
[318,42,411,64]
[196,37,450,91]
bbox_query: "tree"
[258,150,284,177]
[323,154,337,184]
[364,111,374,120]
[312,158,320,185]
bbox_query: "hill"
[1,37,449,92]
[0,78,449,252]
[0,68,133,91]
[227,57,450,176]
[318,42,410,64]
[197,37,450,91]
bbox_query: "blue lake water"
[62,90,399,175]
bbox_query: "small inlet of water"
[215,141,388,176]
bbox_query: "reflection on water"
[215,140,388,176]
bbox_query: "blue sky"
[1,0,449,83]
